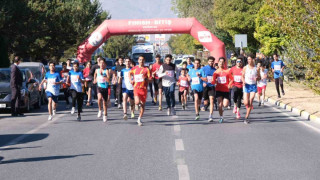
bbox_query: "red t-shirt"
[230,66,243,88]
[130,66,151,89]
[178,76,189,92]
[151,62,162,79]
[60,69,69,89]
[83,67,90,78]
[212,69,231,92]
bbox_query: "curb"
[266,96,320,123]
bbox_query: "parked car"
[0,68,41,112]
[105,58,115,69]
[19,62,46,104]
[174,58,183,68]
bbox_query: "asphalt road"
[1,91,320,180]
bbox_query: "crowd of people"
[35,52,286,126]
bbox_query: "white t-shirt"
[258,69,268,87]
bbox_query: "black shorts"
[203,86,215,100]
[215,91,229,100]
[154,78,162,91]
[193,90,203,100]
[97,87,109,101]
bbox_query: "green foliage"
[102,35,136,58]
[168,34,202,55]
[265,0,320,94]
[0,0,109,63]
[212,0,263,52]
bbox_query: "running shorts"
[215,91,229,100]
[134,88,147,103]
[192,90,203,100]
[153,78,162,91]
[98,87,109,101]
[46,92,59,103]
[244,84,258,93]
[203,86,215,100]
[122,88,134,100]
[257,85,266,95]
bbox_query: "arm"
[200,70,207,82]
[105,70,110,83]
[212,72,217,85]
[242,67,246,86]
[157,65,166,78]
[38,78,47,91]
[228,72,233,89]
[93,70,97,84]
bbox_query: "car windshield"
[133,53,153,63]
[175,60,182,65]
[106,61,113,67]
[0,69,10,83]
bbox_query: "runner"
[229,57,244,119]
[177,68,189,110]
[111,59,119,106]
[94,58,110,122]
[271,54,285,98]
[67,62,85,121]
[129,55,151,126]
[83,61,93,106]
[188,59,207,120]
[151,54,163,109]
[39,62,63,121]
[212,57,232,123]
[202,56,216,122]
[119,58,135,120]
[66,58,72,70]
[60,62,70,108]
[242,55,261,124]
[186,57,194,70]
[148,64,155,105]
[115,57,126,109]
[257,61,268,106]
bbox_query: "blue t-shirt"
[187,64,194,70]
[97,69,109,89]
[188,68,206,92]
[202,65,216,87]
[121,68,133,90]
[69,70,84,92]
[271,60,285,78]
[111,66,116,71]
[45,72,62,96]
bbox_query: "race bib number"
[117,71,121,77]
[207,76,213,83]
[217,76,227,84]
[124,72,129,80]
[166,70,174,78]
[234,75,242,82]
[180,80,188,87]
[71,75,79,82]
[48,78,56,85]
[134,74,144,82]
[63,73,69,78]
[192,77,200,85]
[274,65,281,71]
[98,76,106,83]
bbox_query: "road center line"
[175,139,185,151]
[178,165,190,180]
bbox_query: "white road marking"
[174,124,181,132]
[0,113,66,151]
[175,139,185,151]
[178,165,190,180]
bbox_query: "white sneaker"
[123,114,128,120]
[97,110,102,118]
[118,104,121,109]
[52,109,56,116]
[103,116,108,122]
[137,117,142,126]
[48,115,53,121]
[71,107,75,115]
[171,107,176,115]
[167,108,171,116]
[208,117,214,122]
[227,106,231,110]
[77,115,81,121]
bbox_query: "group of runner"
[39,53,285,125]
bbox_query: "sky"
[100,0,177,20]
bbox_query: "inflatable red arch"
[77,18,226,63]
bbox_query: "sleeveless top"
[245,65,257,85]
[97,69,109,88]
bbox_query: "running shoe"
[53,109,56,116]
[77,115,81,121]
[103,116,107,122]
[233,106,237,114]
[137,117,142,126]
[258,102,261,106]
[195,114,200,120]
[282,91,285,96]
[261,102,264,106]
[123,114,128,120]
[48,115,53,121]
[159,106,162,111]
[114,99,118,106]
[97,110,102,118]
[71,107,75,115]
[236,112,241,119]
[278,95,281,98]
[244,119,250,124]
[118,104,121,109]
[208,117,214,122]
[227,106,231,110]
[131,112,135,119]
[182,104,186,110]
[152,100,156,105]
[201,107,205,111]
[171,107,176,116]
[154,97,157,103]
[167,108,171,116]
[219,117,224,123]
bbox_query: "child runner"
[94,58,110,122]
[39,62,63,121]
[229,57,244,119]
[177,68,190,110]
[212,57,233,123]
[68,62,85,121]
[129,55,151,126]
[242,55,261,124]
[120,58,135,120]
[257,61,268,106]
[188,59,207,120]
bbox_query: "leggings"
[163,84,176,108]
[149,82,154,98]
[233,86,243,108]
[112,84,117,99]
[70,90,84,115]
[63,88,70,104]
[275,78,284,96]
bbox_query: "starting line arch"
[77,18,226,63]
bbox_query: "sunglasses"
[236,61,242,63]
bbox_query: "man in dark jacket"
[10,56,23,116]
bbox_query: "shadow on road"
[0,154,93,164]
[0,134,49,148]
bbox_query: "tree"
[102,35,136,58]
[168,34,202,55]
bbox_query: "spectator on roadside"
[10,56,24,116]
[229,53,237,67]
[66,58,72,70]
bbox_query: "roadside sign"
[235,34,247,48]
[155,34,165,41]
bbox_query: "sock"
[262,99,264,103]
[220,116,223,119]
[209,114,213,118]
